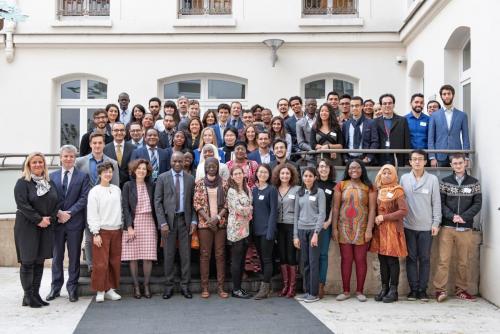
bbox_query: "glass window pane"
[60,108,80,148]
[87,108,100,132]
[208,80,245,99]
[164,80,201,99]
[61,80,81,99]
[305,80,325,99]
[463,40,471,71]
[463,83,471,119]
[87,80,107,99]
[333,79,354,96]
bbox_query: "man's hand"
[190,224,197,235]
[311,233,319,247]
[430,159,438,168]
[160,224,170,240]
[57,210,71,224]
[431,226,439,236]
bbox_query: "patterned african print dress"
[336,180,370,245]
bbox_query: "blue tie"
[150,148,159,172]
[62,170,69,197]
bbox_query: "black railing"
[179,0,232,16]
[57,0,110,17]
[303,0,357,15]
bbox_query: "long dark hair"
[270,116,286,142]
[131,104,146,123]
[229,166,250,196]
[298,167,318,196]
[314,103,340,132]
[254,163,272,185]
[343,159,372,187]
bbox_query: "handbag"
[191,230,200,249]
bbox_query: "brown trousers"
[199,228,226,290]
[433,227,473,293]
[91,229,122,292]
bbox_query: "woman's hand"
[293,238,300,249]
[127,227,136,241]
[332,227,339,241]
[93,235,102,248]
[364,229,373,242]
[37,217,51,228]
[322,221,330,230]
[311,233,319,247]
[375,215,384,226]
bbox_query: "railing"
[303,0,357,15]
[179,0,232,16]
[57,0,110,17]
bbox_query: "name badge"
[288,194,296,200]
[309,196,317,202]
[420,122,427,127]
[386,192,394,198]
[329,132,337,138]
[152,170,158,179]
[258,195,265,200]
[385,140,390,148]
[463,188,472,194]
[325,189,332,195]
[421,189,429,194]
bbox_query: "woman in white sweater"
[87,161,123,303]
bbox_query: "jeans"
[254,235,274,283]
[404,228,432,292]
[318,225,332,284]
[298,229,320,296]
[231,238,248,291]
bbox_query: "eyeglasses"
[410,157,425,162]
[351,104,362,108]
[382,102,394,106]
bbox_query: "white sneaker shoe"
[105,289,122,301]
[96,291,105,303]
[356,293,367,302]
[336,293,351,301]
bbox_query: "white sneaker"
[105,289,122,301]
[336,293,351,301]
[96,291,105,303]
[356,293,367,302]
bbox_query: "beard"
[442,97,454,106]
[412,107,423,113]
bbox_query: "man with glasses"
[400,150,441,302]
[79,109,113,157]
[127,122,145,149]
[374,93,411,166]
[338,94,351,126]
[104,122,135,188]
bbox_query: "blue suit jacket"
[285,115,300,153]
[130,146,171,174]
[49,168,90,231]
[342,117,379,162]
[428,108,470,161]
[211,123,229,147]
[248,150,276,165]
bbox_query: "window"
[58,77,108,149]
[462,40,471,72]
[179,0,231,16]
[57,0,110,17]
[303,0,357,16]
[303,76,356,99]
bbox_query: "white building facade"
[1,0,499,304]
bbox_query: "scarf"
[31,174,51,197]
[375,164,404,210]
[204,158,225,210]
[352,115,365,149]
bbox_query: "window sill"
[51,18,113,28]
[299,17,363,27]
[173,17,236,27]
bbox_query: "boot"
[254,282,270,300]
[286,265,297,298]
[33,263,49,306]
[374,284,389,302]
[20,264,42,308]
[383,285,399,303]
[279,265,289,297]
[319,283,325,299]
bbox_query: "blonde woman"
[194,127,225,168]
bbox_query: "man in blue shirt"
[405,93,430,149]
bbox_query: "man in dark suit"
[374,93,411,166]
[342,96,379,165]
[79,109,113,157]
[131,128,171,181]
[296,98,317,166]
[47,145,90,302]
[158,114,177,149]
[211,103,231,147]
[127,122,145,149]
[228,101,245,131]
[248,131,276,164]
[155,151,197,299]
[104,122,135,188]
[285,96,304,160]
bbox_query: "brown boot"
[279,265,289,297]
[319,283,325,299]
[286,265,297,298]
[254,282,270,300]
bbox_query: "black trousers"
[404,228,432,292]
[253,235,274,283]
[231,238,248,291]
[378,254,400,286]
[163,216,191,288]
[277,224,297,266]
[51,226,84,293]
[298,229,320,296]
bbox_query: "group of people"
[14,83,480,308]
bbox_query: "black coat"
[122,180,156,229]
[374,114,411,166]
[104,141,135,188]
[14,178,59,263]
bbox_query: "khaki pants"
[433,227,473,293]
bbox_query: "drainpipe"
[3,19,15,63]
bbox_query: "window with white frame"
[57,0,110,18]
[302,0,357,16]
[178,0,232,16]
[161,74,247,111]
[460,39,471,118]
[303,76,356,100]
[58,77,108,149]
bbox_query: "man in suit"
[75,132,119,273]
[342,96,379,165]
[296,98,317,166]
[285,96,304,160]
[79,109,113,157]
[374,93,411,166]
[47,145,90,302]
[428,84,470,167]
[248,131,276,164]
[212,103,231,147]
[178,99,201,132]
[127,122,145,149]
[158,114,177,149]
[155,151,197,299]
[228,101,245,131]
[118,92,132,126]
[131,128,171,181]
[104,122,135,188]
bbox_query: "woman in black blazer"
[14,152,59,308]
[121,159,157,298]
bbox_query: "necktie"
[62,170,69,197]
[353,116,364,149]
[232,119,237,128]
[116,144,123,165]
[150,148,158,172]
[175,173,181,212]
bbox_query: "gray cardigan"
[401,171,442,230]
[278,185,301,225]
[293,187,326,238]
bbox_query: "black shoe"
[69,290,79,302]
[418,290,429,302]
[22,293,42,308]
[162,288,174,299]
[407,290,418,301]
[383,285,399,303]
[46,289,60,301]
[374,284,389,302]
[34,293,49,306]
[180,287,192,299]
[232,289,252,299]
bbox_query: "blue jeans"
[319,225,332,284]
[298,229,321,296]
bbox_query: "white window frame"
[301,73,358,100]
[52,0,113,27]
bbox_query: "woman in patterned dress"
[121,159,157,299]
[370,164,409,303]
[331,159,376,302]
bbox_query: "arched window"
[302,74,357,100]
[408,60,425,96]
[57,76,108,149]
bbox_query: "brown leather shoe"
[218,289,229,299]
[201,289,210,298]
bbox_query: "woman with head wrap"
[195,144,230,181]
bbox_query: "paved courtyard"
[1,267,499,334]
